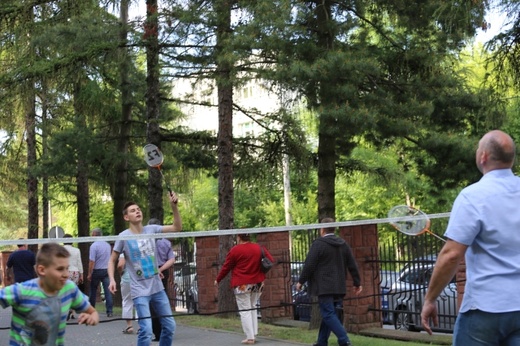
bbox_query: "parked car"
[388,261,457,332]
[380,270,399,324]
[186,274,199,314]
[290,262,304,293]
[174,262,197,294]
[290,262,311,321]
[380,270,399,289]
[292,284,311,321]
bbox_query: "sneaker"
[107,313,113,318]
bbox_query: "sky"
[126,3,509,44]
[476,6,510,43]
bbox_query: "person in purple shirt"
[6,241,36,283]
[87,228,113,317]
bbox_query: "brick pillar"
[257,231,290,322]
[1,251,13,287]
[195,236,220,314]
[338,224,381,333]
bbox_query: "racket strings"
[388,205,446,242]
[388,206,429,236]
[144,144,172,193]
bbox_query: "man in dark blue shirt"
[6,241,36,283]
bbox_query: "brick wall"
[0,251,13,287]
[194,236,220,314]
[257,232,290,322]
[195,225,382,332]
[338,224,381,332]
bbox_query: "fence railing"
[166,225,460,333]
[369,231,459,333]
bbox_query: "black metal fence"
[167,226,461,333]
[370,231,459,333]
[165,239,196,312]
[286,227,460,333]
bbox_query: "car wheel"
[394,308,418,332]
[187,294,198,314]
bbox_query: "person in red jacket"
[214,233,274,345]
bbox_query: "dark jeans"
[89,269,113,314]
[454,309,520,346]
[316,295,350,346]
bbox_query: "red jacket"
[216,242,275,287]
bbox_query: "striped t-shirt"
[0,278,90,346]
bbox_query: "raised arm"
[162,191,182,233]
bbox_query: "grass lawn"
[174,314,450,346]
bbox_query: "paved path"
[0,307,303,345]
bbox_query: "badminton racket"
[388,205,445,242]
[143,143,172,194]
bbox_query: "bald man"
[421,130,520,345]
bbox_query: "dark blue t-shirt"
[7,250,37,283]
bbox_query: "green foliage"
[177,314,451,346]
[0,0,516,247]
[180,177,219,231]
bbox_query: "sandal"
[241,340,255,345]
[122,326,134,334]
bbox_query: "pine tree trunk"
[113,0,132,233]
[26,87,39,252]
[41,88,49,239]
[215,0,236,317]
[313,0,336,330]
[145,0,164,220]
[73,81,90,241]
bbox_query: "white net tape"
[0,212,450,246]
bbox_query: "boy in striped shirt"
[0,242,99,345]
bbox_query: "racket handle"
[427,230,446,242]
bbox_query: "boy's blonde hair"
[36,243,70,267]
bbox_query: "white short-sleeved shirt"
[113,225,164,299]
[445,169,520,313]
[64,245,83,273]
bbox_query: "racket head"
[143,144,164,168]
[388,205,430,236]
